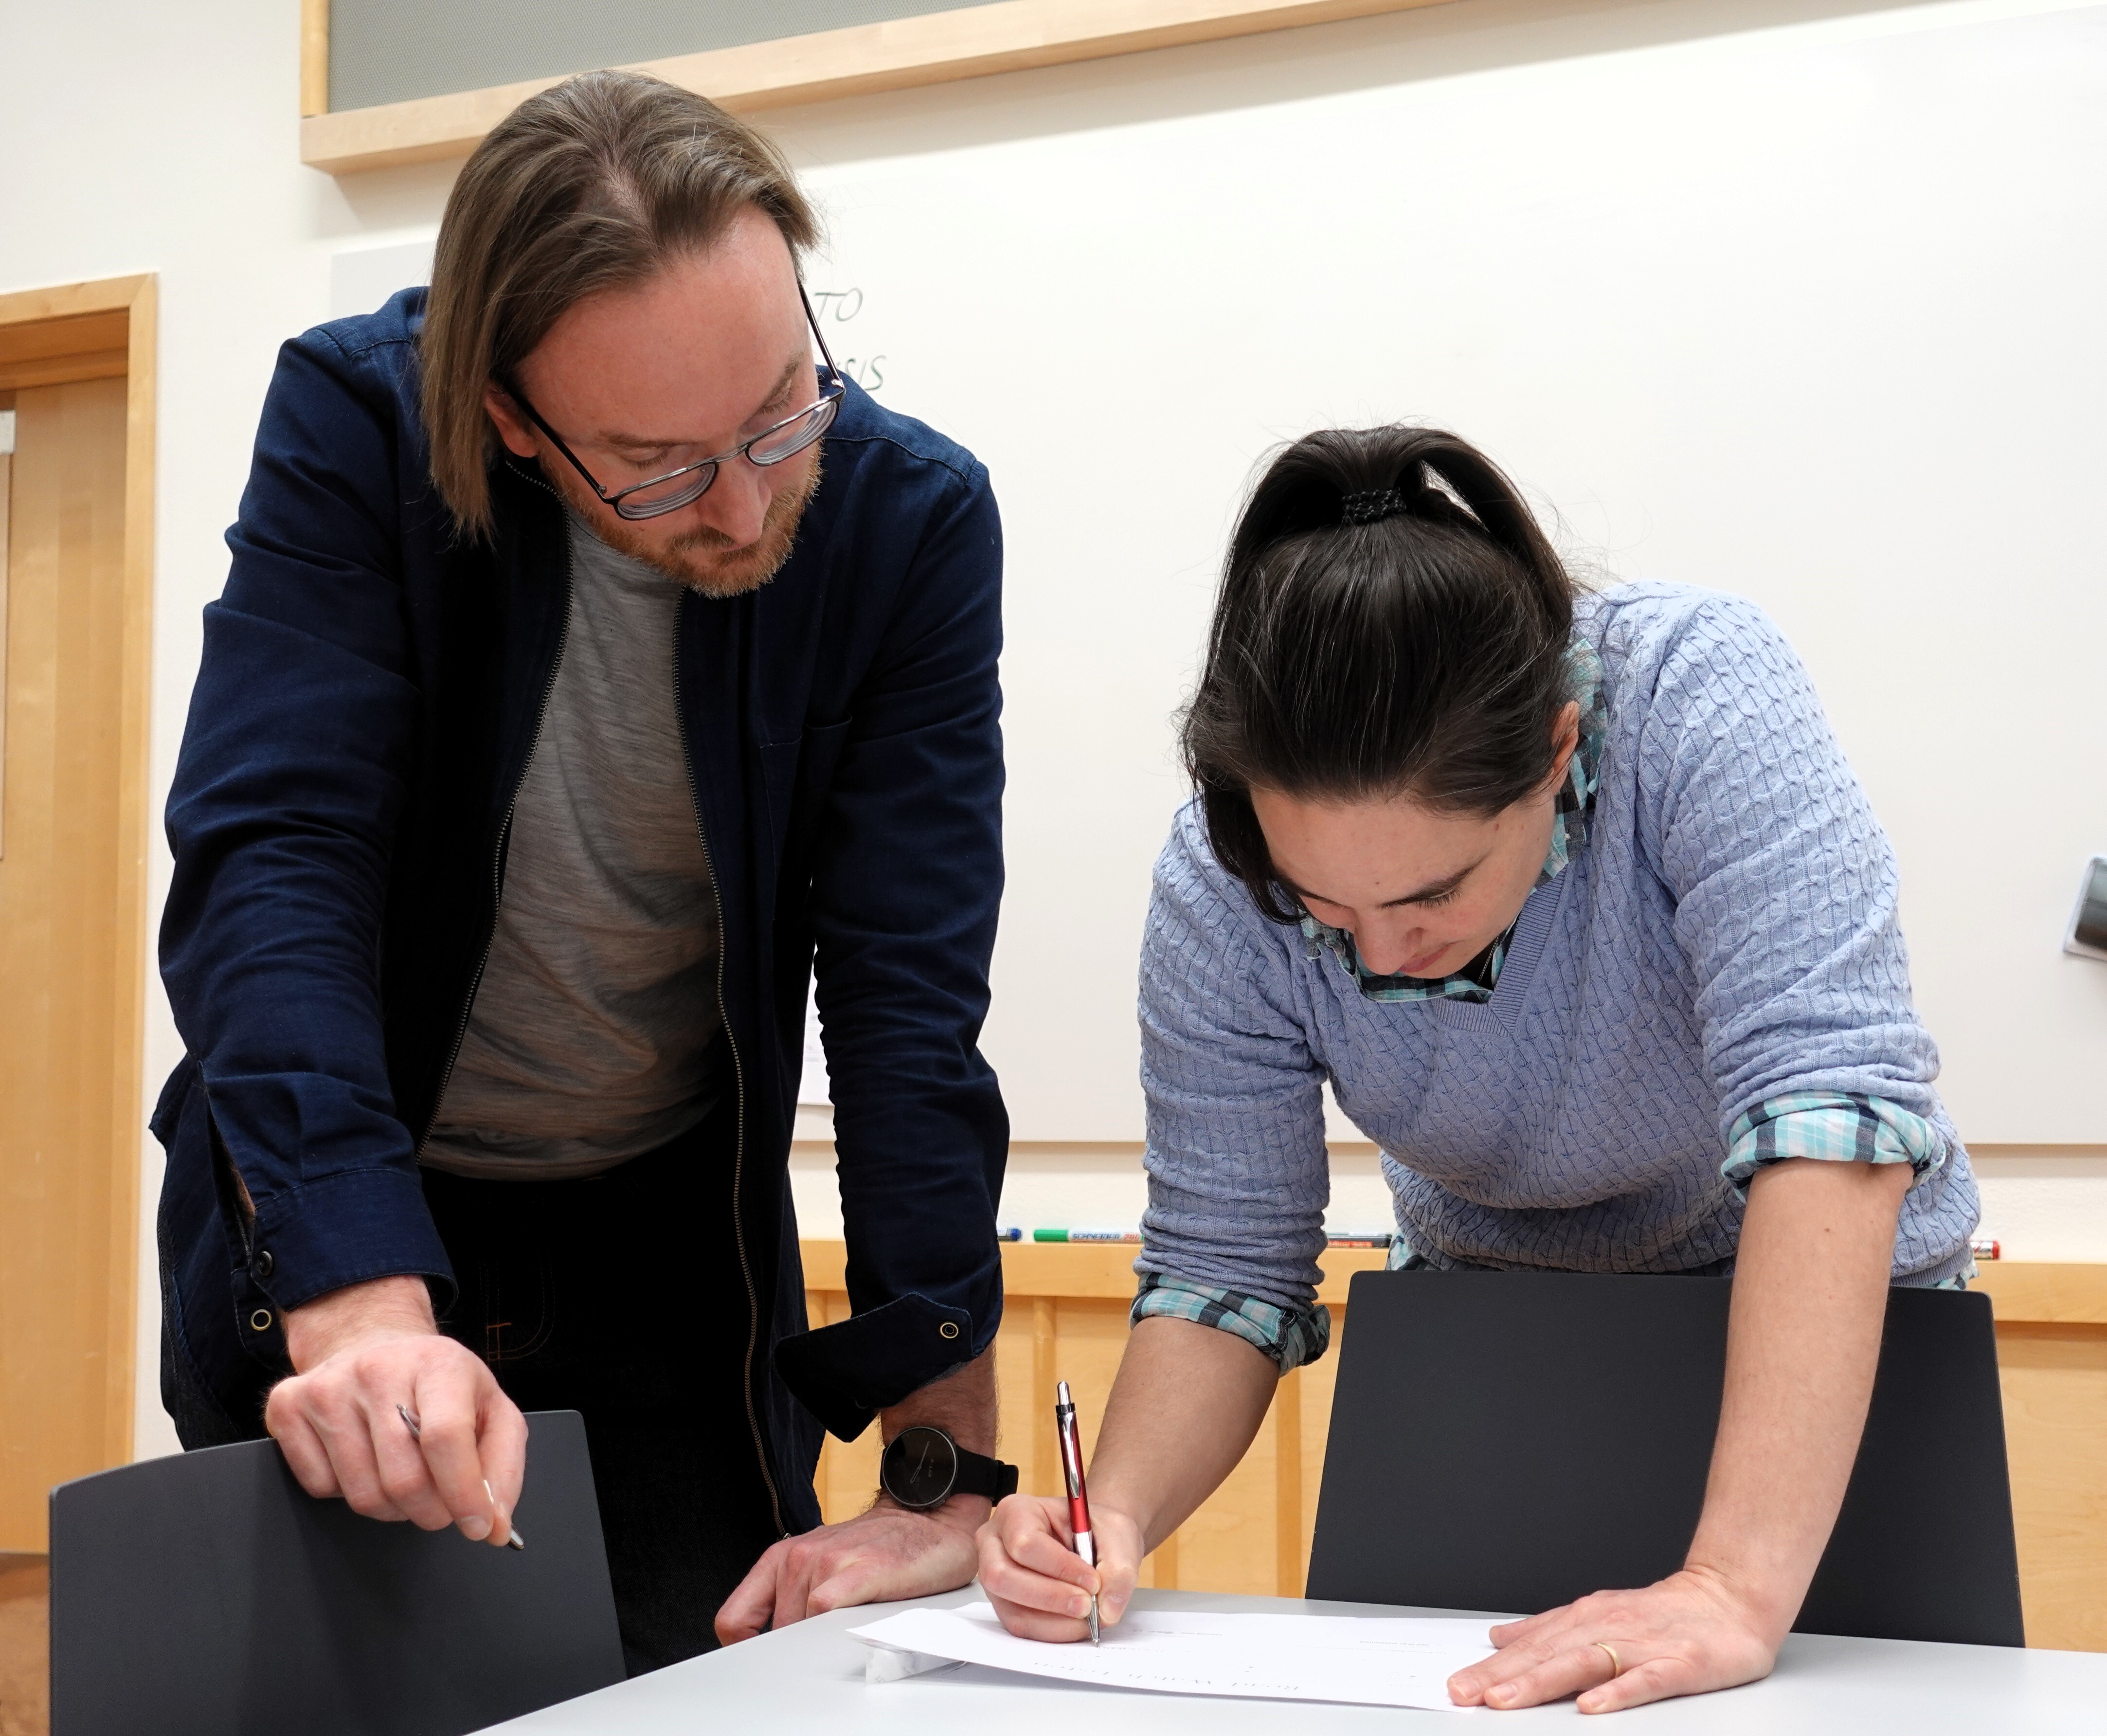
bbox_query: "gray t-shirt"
[421,514,722,1179]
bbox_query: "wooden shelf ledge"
[300,0,1454,176]
[804,1239,1393,1304]
[1972,1262,2107,1326]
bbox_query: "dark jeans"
[164,1106,785,1678]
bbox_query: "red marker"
[1053,1380,1099,1644]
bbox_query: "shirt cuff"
[1130,1272,1332,1372]
[1722,1092,1948,1199]
[247,1164,458,1313]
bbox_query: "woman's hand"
[976,1493,1146,1641]
[1448,1160,1908,1714]
[1445,1565,1783,1714]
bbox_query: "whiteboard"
[324,0,2107,1145]
[780,0,2107,1142]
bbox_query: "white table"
[480,1587,2107,1732]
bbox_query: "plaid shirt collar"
[1300,638,1606,1005]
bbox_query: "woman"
[978,427,1977,1714]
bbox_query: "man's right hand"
[265,1275,528,1547]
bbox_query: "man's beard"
[562,449,822,597]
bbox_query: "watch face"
[882,1426,959,1509]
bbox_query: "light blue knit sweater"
[1135,582,1979,1331]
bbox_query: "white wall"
[783,0,2107,1143]
[773,0,2107,1265]
[1,0,2103,1463]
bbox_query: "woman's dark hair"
[1181,425,1578,922]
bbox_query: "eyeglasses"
[504,284,846,521]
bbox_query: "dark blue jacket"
[154,289,1008,1531]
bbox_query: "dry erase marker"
[1053,1380,1100,1645]
[397,1404,525,1549]
[1034,1228,1142,1243]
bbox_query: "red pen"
[1054,1379,1100,1644]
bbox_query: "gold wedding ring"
[1593,1642,1625,1679]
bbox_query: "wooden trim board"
[0,273,155,1498]
[800,1237,1387,1302]
[301,0,1456,174]
[0,281,149,332]
[109,277,156,1467]
[1972,1262,2107,1326]
[0,412,9,860]
[301,0,330,118]
[799,1242,2107,1322]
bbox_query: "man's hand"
[1445,1566,1782,1714]
[977,1492,1145,1641]
[714,1495,984,1644]
[716,1346,998,1643]
[266,1274,528,1547]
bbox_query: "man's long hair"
[419,69,819,540]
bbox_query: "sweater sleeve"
[1634,596,1954,1189]
[1133,809,1335,1337]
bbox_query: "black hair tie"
[1340,487,1408,526]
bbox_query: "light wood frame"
[301,0,329,118]
[0,273,157,1470]
[299,0,1456,174]
[0,401,11,859]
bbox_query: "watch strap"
[950,1446,1020,1502]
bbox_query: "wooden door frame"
[0,273,157,1464]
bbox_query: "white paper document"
[850,1600,1497,1712]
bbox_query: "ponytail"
[1182,425,1577,922]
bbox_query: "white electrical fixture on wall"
[329,238,436,322]
[2066,858,2107,963]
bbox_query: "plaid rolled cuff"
[1130,1272,1333,1372]
[1722,1092,1947,1198]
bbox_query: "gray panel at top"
[330,0,986,111]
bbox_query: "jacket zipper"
[673,618,786,1537]
[419,466,786,1537]
[416,498,573,1162]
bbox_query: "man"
[155,69,1007,1672]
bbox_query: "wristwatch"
[879,1424,1020,1510]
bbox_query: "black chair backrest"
[49,1409,624,1736]
[1307,1273,2023,1647]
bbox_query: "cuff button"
[249,1309,274,1333]
[938,1320,960,1339]
[253,1249,273,1279]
